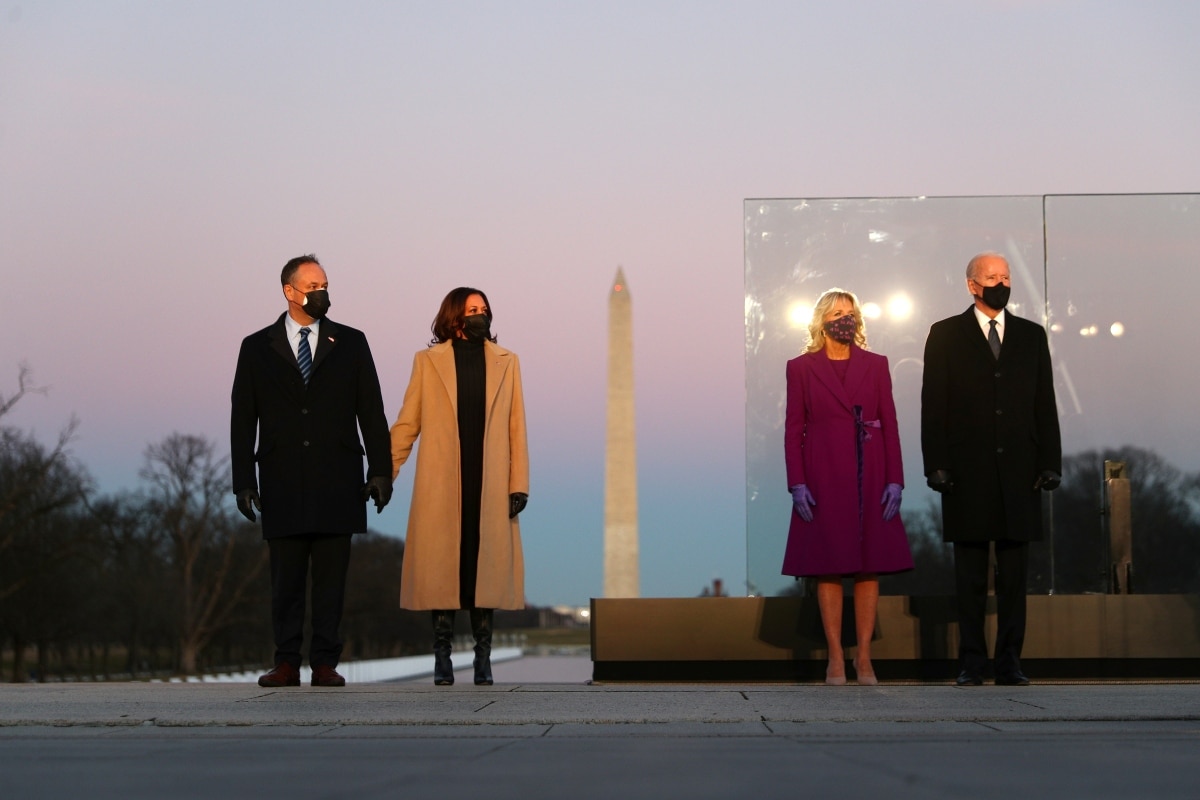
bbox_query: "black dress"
[452,337,486,608]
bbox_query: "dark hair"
[430,287,496,345]
[281,254,320,285]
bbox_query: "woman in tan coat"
[390,287,529,686]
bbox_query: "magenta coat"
[782,346,913,577]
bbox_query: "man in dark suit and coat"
[921,252,1061,686]
[231,254,392,687]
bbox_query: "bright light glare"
[1080,325,1098,337]
[861,302,882,320]
[787,302,813,329]
[886,293,914,321]
[1110,322,1125,337]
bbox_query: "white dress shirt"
[973,306,1005,345]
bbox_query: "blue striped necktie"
[297,327,313,383]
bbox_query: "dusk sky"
[4,1,1200,607]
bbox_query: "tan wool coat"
[390,340,529,610]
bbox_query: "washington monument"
[604,267,639,597]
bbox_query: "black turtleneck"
[452,337,486,608]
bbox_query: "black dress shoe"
[995,670,1030,686]
[955,670,983,686]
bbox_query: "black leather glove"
[363,476,393,513]
[1033,470,1061,491]
[926,469,955,494]
[236,488,262,523]
[509,492,528,519]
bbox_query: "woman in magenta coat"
[782,288,913,685]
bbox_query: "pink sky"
[4,1,1200,605]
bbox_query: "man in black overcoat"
[231,254,393,688]
[921,252,1061,686]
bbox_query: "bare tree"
[88,494,173,677]
[0,507,100,682]
[880,499,956,596]
[139,433,267,675]
[0,365,95,681]
[341,532,426,658]
[0,365,90,604]
[0,363,45,418]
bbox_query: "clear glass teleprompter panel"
[744,197,1046,598]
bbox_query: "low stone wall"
[590,595,1200,681]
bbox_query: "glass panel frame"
[745,194,1200,598]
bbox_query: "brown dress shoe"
[311,665,346,687]
[258,663,301,688]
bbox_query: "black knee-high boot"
[470,608,493,686]
[432,610,456,686]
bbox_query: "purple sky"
[3,1,1200,606]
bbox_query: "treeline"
[0,367,426,682]
[878,445,1200,596]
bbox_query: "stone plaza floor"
[2,657,1198,799]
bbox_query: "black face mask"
[462,313,491,342]
[301,289,331,320]
[977,282,1010,312]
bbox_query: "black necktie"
[298,327,313,383]
[988,319,1001,360]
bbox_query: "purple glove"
[790,485,816,522]
[881,483,902,521]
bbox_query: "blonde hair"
[805,288,868,354]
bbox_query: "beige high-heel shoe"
[854,660,878,686]
[825,663,847,686]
